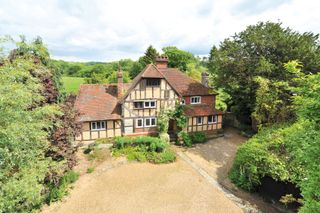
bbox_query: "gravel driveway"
[44,158,241,213]
[43,128,268,213]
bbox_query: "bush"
[114,136,166,152]
[190,132,206,143]
[159,132,170,143]
[229,125,289,191]
[177,131,192,147]
[47,171,79,203]
[113,136,176,164]
[147,149,176,164]
[87,167,94,173]
[83,143,96,154]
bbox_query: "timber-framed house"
[75,57,223,141]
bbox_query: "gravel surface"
[43,159,241,213]
[42,127,278,213]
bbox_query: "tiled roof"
[183,104,224,117]
[159,68,216,96]
[141,64,165,78]
[75,83,131,122]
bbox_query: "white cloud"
[0,0,319,61]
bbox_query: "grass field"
[62,77,86,94]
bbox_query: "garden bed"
[112,136,176,164]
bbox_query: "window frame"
[208,115,217,124]
[191,96,201,104]
[146,78,160,87]
[144,100,156,108]
[136,118,144,128]
[133,101,144,109]
[196,117,203,125]
[144,117,157,127]
[91,121,106,131]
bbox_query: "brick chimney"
[155,56,168,69]
[201,72,209,87]
[117,64,123,98]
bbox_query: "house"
[74,57,223,141]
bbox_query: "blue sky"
[0,0,319,62]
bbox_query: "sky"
[0,0,319,62]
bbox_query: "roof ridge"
[149,64,165,78]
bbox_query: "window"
[164,90,170,99]
[145,117,157,127]
[91,121,106,131]
[144,100,156,108]
[146,79,160,87]
[208,115,217,124]
[196,117,203,125]
[180,99,185,105]
[191,96,201,104]
[134,101,144,109]
[136,118,143,128]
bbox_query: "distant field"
[62,77,86,94]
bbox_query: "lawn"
[62,77,86,94]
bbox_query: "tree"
[0,49,60,212]
[230,62,320,212]
[162,46,196,71]
[0,37,81,211]
[208,22,320,124]
[139,45,159,66]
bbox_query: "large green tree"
[230,61,320,212]
[208,22,320,124]
[162,46,196,71]
[138,45,159,66]
[0,37,81,211]
[0,47,60,212]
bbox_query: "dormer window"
[180,99,185,105]
[146,79,160,87]
[191,96,201,104]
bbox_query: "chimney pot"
[155,56,168,69]
[117,64,123,98]
[201,72,209,87]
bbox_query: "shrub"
[83,143,96,154]
[147,149,176,164]
[229,125,290,191]
[159,132,170,143]
[177,131,192,147]
[190,132,206,143]
[87,167,94,173]
[47,171,79,203]
[114,136,166,152]
[113,136,176,164]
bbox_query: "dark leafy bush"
[114,136,166,152]
[189,132,206,143]
[229,125,289,191]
